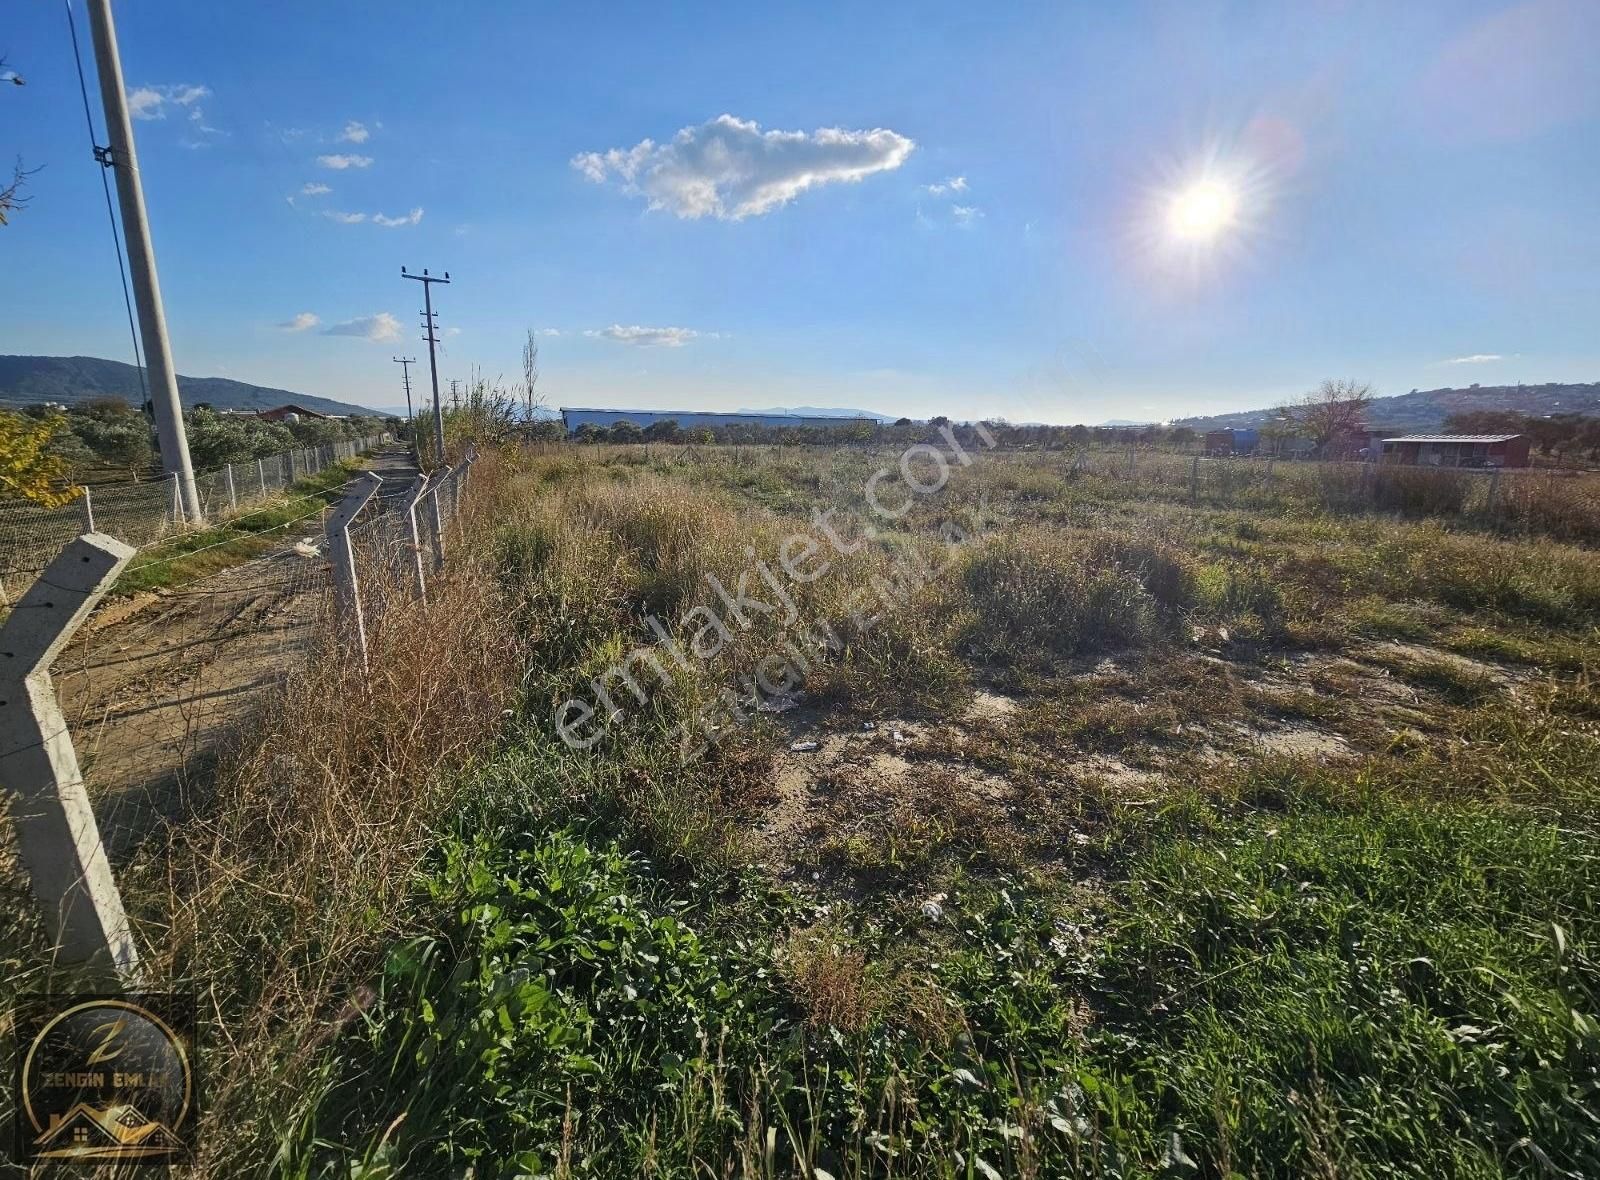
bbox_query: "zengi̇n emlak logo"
[15,993,196,1164]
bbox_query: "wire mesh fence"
[30,444,466,866]
[0,433,390,597]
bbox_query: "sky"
[4,0,1599,423]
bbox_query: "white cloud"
[572,114,915,220]
[584,324,704,348]
[1445,353,1505,364]
[278,312,320,332]
[126,88,163,119]
[323,210,367,224]
[317,153,372,170]
[372,207,424,227]
[322,313,401,343]
[126,83,210,120]
[536,328,562,337]
[338,120,370,144]
[951,204,984,225]
[301,182,331,196]
[924,175,968,195]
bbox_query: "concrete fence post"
[1189,454,1200,503]
[225,463,237,512]
[78,486,95,533]
[0,533,139,979]
[287,449,297,484]
[1266,457,1276,480]
[1486,468,1501,516]
[1127,447,1136,478]
[402,472,430,602]
[325,472,384,671]
[257,457,267,498]
[168,472,182,528]
[452,444,478,522]
[428,470,448,571]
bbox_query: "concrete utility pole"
[392,355,417,424]
[401,266,450,468]
[87,0,202,524]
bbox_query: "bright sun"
[1166,179,1238,242]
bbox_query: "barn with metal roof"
[1379,434,1530,468]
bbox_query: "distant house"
[1380,434,1530,469]
[1204,428,1259,456]
[256,404,330,423]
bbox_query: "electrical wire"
[63,0,149,414]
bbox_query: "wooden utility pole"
[86,0,202,524]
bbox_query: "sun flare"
[1166,178,1238,242]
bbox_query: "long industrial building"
[559,407,879,434]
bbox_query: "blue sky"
[5,0,1598,422]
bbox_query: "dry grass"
[80,455,528,1173]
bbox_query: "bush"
[961,528,1193,664]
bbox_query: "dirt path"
[54,447,419,856]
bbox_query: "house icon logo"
[14,994,196,1164]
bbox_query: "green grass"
[112,459,365,593]
[279,692,1600,1177]
[256,447,1600,1177]
[13,441,1599,1178]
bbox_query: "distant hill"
[737,404,895,422]
[1175,383,1600,433]
[0,355,381,417]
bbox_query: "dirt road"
[54,447,419,856]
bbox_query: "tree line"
[0,397,400,504]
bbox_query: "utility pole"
[401,266,450,468]
[86,0,202,524]
[392,355,416,424]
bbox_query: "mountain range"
[1173,383,1600,433]
[0,355,381,417]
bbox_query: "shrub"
[960,528,1192,664]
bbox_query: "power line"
[63,0,147,417]
[400,267,451,468]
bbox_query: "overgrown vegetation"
[3,440,1597,1177]
[111,458,365,593]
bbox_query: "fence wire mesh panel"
[7,440,417,864]
[53,539,336,856]
[0,434,389,595]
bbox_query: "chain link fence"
[0,434,391,598]
[4,445,471,951]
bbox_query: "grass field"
[5,438,1596,1178]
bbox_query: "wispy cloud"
[278,312,320,332]
[317,153,372,170]
[129,83,223,146]
[320,207,423,228]
[584,324,705,348]
[126,83,209,120]
[338,120,370,144]
[1444,353,1506,364]
[951,204,984,225]
[301,182,331,196]
[924,175,968,195]
[372,207,423,227]
[573,114,914,220]
[322,313,401,343]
